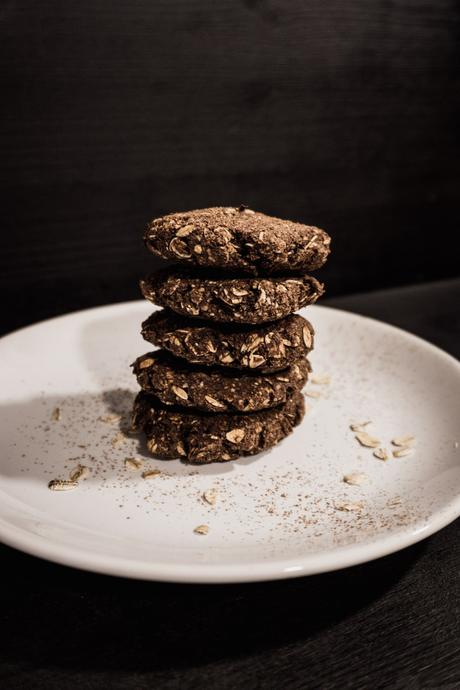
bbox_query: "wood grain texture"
[0,279,459,689]
[1,0,460,332]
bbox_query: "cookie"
[141,310,314,372]
[132,349,310,413]
[140,269,324,324]
[144,207,330,275]
[132,390,305,464]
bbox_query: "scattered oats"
[202,488,219,506]
[111,432,125,447]
[391,436,416,447]
[220,353,234,363]
[124,457,144,471]
[343,472,367,486]
[69,464,90,481]
[172,385,188,400]
[311,375,331,385]
[226,428,245,443]
[139,357,155,369]
[98,413,122,424]
[373,447,389,461]
[350,422,371,432]
[51,407,61,421]
[355,431,380,448]
[305,389,321,399]
[142,469,162,480]
[335,501,364,513]
[193,244,202,254]
[393,447,413,458]
[232,287,249,296]
[205,395,226,409]
[48,479,78,492]
[206,341,217,353]
[194,524,209,535]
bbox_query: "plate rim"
[0,300,459,583]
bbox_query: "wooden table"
[0,279,459,689]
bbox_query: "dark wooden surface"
[1,0,460,333]
[0,279,459,689]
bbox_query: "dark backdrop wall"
[1,0,459,331]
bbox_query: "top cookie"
[144,207,330,274]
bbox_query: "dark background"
[1,0,460,332]
[1,3,459,689]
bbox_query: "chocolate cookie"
[132,391,305,464]
[133,349,310,413]
[140,269,324,324]
[142,310,314,372]
[144,207,330,275]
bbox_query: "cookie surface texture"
[133,349,310,412]
[132,391,306,464]
[140,269,324,324]
[141,310,314,372]
[144,207,330,274]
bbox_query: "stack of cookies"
[131,206,330,464]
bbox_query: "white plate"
[0,301,459,583]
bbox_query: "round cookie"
[132,391,305,464]
[144,206,330,275]
[141,310,314,372]
[132,349,310,413]
[140,269,324,324]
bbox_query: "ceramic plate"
[0,301,459,583]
